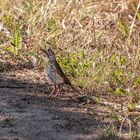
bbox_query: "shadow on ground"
[0,67,122,140]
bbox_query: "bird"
[41,47,80,97]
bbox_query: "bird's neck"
[48,58,57,64]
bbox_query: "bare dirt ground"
[0,68,128,140]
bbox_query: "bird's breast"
[44,64,63,85]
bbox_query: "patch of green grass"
[99,124,119,140]
[132,131,140,140]
[10,22,21,56]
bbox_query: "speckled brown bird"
[41,47,80,97]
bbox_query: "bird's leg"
[49,85,56,97]
[53,85,60,97]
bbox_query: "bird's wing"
[54,60,72,85]
[54,60,80,94]
[45,64,62,85]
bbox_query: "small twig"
[110,73,126,88]
[128,0,140,39]
[79,94,122,107]
[119,113,131,135]
[77,94,140,110]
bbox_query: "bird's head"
[41,47,56,61]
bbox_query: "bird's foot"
[48,85,60,98]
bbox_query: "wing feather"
[54,60,72,86]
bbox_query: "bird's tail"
[69,84,81,94]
